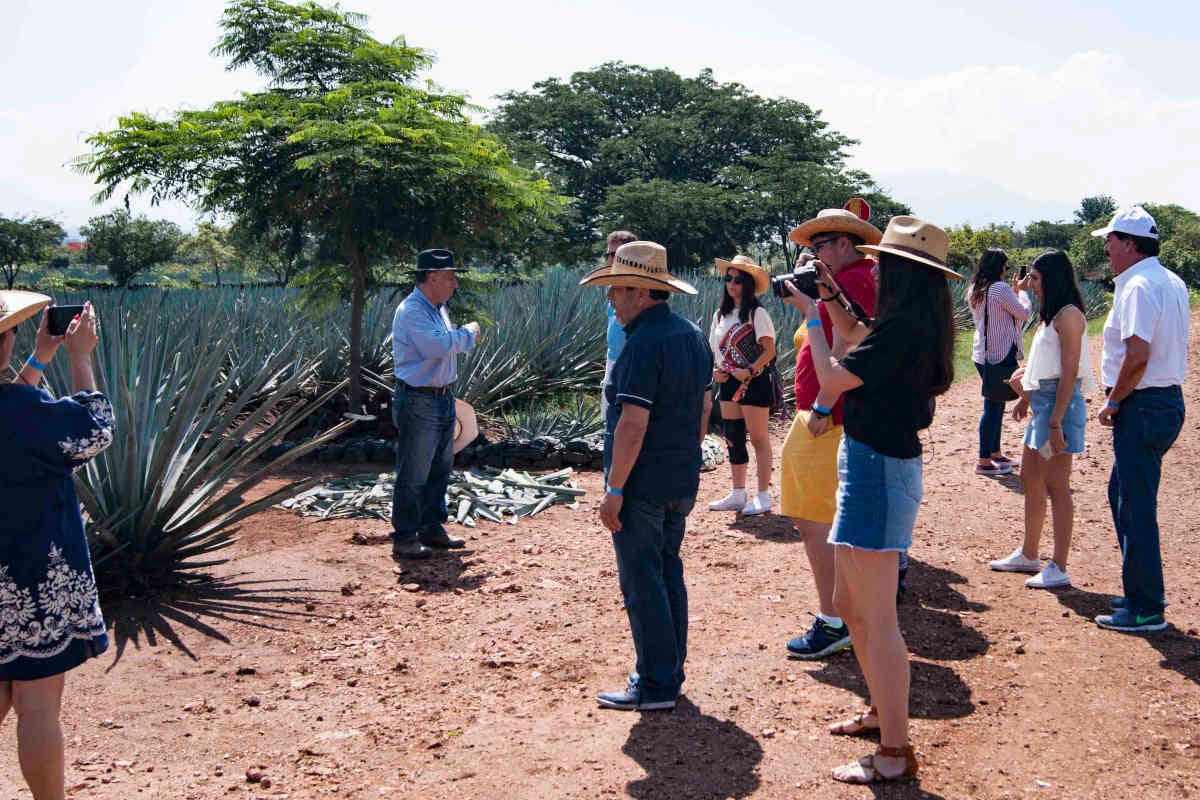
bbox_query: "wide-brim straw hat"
[714,254,770,295]
[789,198,884,247]
[0,290,51,335]
[856,216,964,279]
[579,240,697,295]
[453,399,479,455]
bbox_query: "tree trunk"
[214,260,222,287]
[346,242,367,416]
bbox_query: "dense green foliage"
[77,0,559,412]
[489,62,906,268]
[0,215,66,289]
[80,209,182,286]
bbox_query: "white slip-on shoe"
[742,491,772,516]
[708,489,747,511]
[1026,561,1071,589]
[989,548,1042,573]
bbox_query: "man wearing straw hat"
[779,199,883,661]
[389,248,480,560]
[579,240,713,711]
[600,230,639,419]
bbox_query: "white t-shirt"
[709,306,775,366]
[1101,257,1190,389]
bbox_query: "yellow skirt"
[779,411,842,524]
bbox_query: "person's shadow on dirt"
[1052,585,1200,688]
[804,659,976,720]
[727,513,801,542]
[392,550,491,593]
[621,696,762,799]
[901,558,991,661]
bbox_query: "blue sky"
[3,0,1198,234]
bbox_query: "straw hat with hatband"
[714,254,771,295]
[579,241,697,295]
[789,197,884,247]
[0,291,51,335]
[855,216,964,279]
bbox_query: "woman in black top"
[784,216,959,784]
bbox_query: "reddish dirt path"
[3,313,1198,800]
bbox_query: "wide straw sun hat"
[714,254,770,295]
[856,216,964,279]
[0,290,51,335]
[579,241,697,295]
[789,197,884,247]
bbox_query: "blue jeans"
[1108,386,1185,617]
[611,495,695,703]
[391,385,455,540]
[974,363,1006,458]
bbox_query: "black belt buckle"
[402,381,449,396]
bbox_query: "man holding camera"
[779,200,881,659]
[1091,206,1189,633]
[389,249,480,560]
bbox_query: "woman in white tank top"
[989,251,1095,590]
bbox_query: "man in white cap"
[579,240,713,711]
[1091,206,1189,632]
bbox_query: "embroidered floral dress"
[0,385,113,680]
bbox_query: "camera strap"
[824,282,874,328]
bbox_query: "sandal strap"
[874,744,919,779]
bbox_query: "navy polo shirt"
[604,303,714,500]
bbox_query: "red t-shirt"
[793,258,878,426]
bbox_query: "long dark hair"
[1032,250,1084,324]
[875,252,956,396]
[718,269,761,324]
[968,248,1008,308]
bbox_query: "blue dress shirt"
[606,302,627,362]
[392,287,477,388]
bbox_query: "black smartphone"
[1018,265,1028,279]
[47,305,85,336]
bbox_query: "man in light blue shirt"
[389,249,479,559]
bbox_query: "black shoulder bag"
[980,287,1020,402]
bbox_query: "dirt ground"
[3,314,1199,800]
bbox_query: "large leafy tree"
[80,209,182,286]
[490,62,901,266]
[0,215,66,289]
[179,221,238,286]
[78,0,557,411]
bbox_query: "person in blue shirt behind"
[600,230,638,418]
[390,249,480,560]
[579,240,714,712]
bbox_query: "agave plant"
[502,394,603,440]
[33,297,350,594]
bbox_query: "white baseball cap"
[1091,205,1159,240]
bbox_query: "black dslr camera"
[771,261,822,299]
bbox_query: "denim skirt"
[828,434,922,552]
[1022,379,1086,455]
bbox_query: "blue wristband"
[606,486,623,496]
[812,403,832,416]
[26,355,48,371]
[806,319,823,329]
[1106,399,1120,410]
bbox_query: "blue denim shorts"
[1023,379,1086,455]
[828,435,922,552]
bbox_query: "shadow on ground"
[902,558,991,661]
[1053,585,1200,687]
[104,572,323,668]
[622,697,762,799]
[805,658,976,720]
[392,549,491,592]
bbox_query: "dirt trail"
[3,313,1198,800]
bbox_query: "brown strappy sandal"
[827,710,880,737]
[831,744,919,784]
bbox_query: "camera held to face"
[771,261,822,299]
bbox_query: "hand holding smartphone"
[47,304,85,336]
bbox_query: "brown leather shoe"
[391,538,433,560]
[419,525,465,549]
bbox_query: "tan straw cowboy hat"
[453,399,479,455]
[714,254,771,295]
[789,197,884,247]
[856,216,964,279]
[0,290,51,335]
[579,241,697,295]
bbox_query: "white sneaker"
[742,491,773,516]
[1026,561,1071,589]
[709,489,747,511]
[989,548,1042,573]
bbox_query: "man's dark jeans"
[1108,386,1185,617]
[391,384,455,541]
[611,495,695,704]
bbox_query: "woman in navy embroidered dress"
[0,293,111,799]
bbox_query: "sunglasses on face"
[810,235,844,252]
[724,272,748,284]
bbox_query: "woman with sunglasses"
[0,293,111,800]
[708,255,776,516]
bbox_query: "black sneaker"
[419,524,465,549]
[391,538,433,560]
[786,615,852,660]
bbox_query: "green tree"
[180,221,237,286]
[1074,194,1117,226]
[78,0,557,412]
[80,210,182,287]
[1146,203,1200,288]
[1024,219,1078,250]
[0,215,66,289]
[945,223,1017,274]
[490,62,898,265]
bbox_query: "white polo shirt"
[1101,256,1190,389]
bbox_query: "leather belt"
[399,381,451,396]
